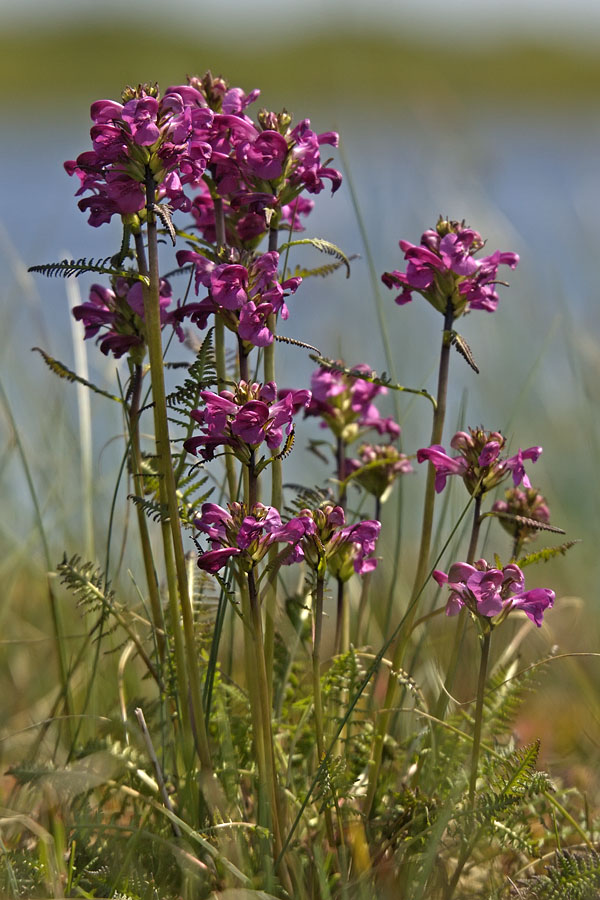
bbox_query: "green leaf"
[28,257,149,284]
[290,253,359,280]
[518,540,580,568]
[277,237,352,278]
[32,347,123,404]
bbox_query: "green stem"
[364,303,454,816]
[468,627,491,806]
[334,435,349,656]
[128,363,166,660]
[313,575,337,848]
[139,178,212,771]
[213,198,238,500]
[435,493,483,722]
[262,222,281,705]
[134,232,192,744]
[445,627,492,899]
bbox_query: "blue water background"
[2,106,600,602]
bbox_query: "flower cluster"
[433,560,555,627]
[66,72,341,245]
[174,249,301,346]
[345,443,413,501]
[184,380,310,462]
[195,501,315,573]
[381,217,519,317]
[65,83,213,227]
[72,277,181,359]
[305,364,400,442]
[417,427,542,496]
[297,504,381,580]
[492,487,551,544]
[194,500,380,580]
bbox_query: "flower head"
[433,559,554,627]
[382,217,519,317]
[344,443,413,502]
[174,248,301,347]
[417,427,542,496]
[185,380,310,462]
[72,276,182,360]
[492,487,551,545]
[194,501,316,572]
[305,363,400,443]
[296,503,381,580]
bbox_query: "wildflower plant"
[15,69,592,900]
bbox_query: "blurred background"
[2,0,600,781]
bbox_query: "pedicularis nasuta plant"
[14,71,596,899]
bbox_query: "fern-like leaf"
[278,237,352,278]
[290,253,359,280]
[491,509,566,535]
[520,849,600,899]
[128,495,170,523]
[165,329,218,410]
[518,540,580,568]
[308,354,436,408]
[28,257,149,284]
[447,330,479,373]
[32,347,123,403]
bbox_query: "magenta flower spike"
[345,443,413,501]
[417,427,542,496]
[194,501,317,572]
[433,559,555,627]
[287,503,381,581]
[72,276,183,360]
[305,363,400,443]
[382,217,519,317]
[185,380,311,463]
[174,248,302,347]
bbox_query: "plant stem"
[128,363,166,660]
[334,434,349,655]
[468,627,491,806]
[435,493,482,721]
[134,231,192,742]
[444,627,492,899]
[364,303,454,816]
[139,177,212,771]
[213,198,238,500]
[313,575,338,848]
[263,223,281,706]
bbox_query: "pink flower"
[382,217,519,317]
[418,427,541,496]
[185,381,311,462]
[433,559,554,627]
[194,501,316,572]
[305,363,399,442]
